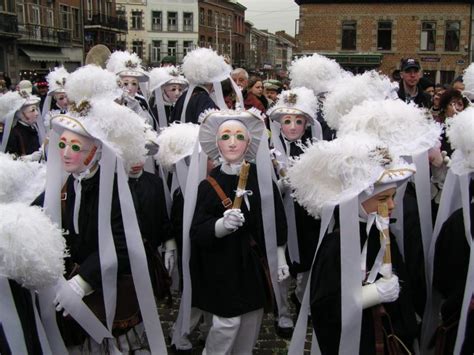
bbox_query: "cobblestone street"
[157,286,313,354]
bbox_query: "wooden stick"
[377,202,392,277]
[233,160,250,209]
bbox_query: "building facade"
[84,0,127,55]
[295,0,472,83]
[116,0,198,67]
[198,0,246,67]
[4,0,84,84]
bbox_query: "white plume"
[87,98,149,169]
[446,107,474,173]
[323,70,396,130]
[0,91,26,122]
[106,50,143,75]
[462,63,474,100]
[182,48,232,84]
[65,64,121,103]
[289,53,350,95]
[149,66,187,91]
[46,66,69,94]
[338,99,442,156]
[287,134,409,218]
[155,122,199,170]
[0,153,46,204]
[0,203,67,290]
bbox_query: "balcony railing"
[168,24,178,32]
[85,13,127,32]
[183,24,193,32]
[18,23,72,45]
[0,12,19,35]
[151,23,162,31]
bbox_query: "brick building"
[295,0,473,84]
[198,0,246,67]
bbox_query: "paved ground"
[157,284,313,354]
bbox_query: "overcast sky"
[238,0,300,37]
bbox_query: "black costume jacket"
[279,134,321,274]
[433,205,474,354]
[190,164,287,317]
[310,222,418,354]
[170,86,218,124]
[5,121,40,157]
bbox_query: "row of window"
[121,40,195,63]
[124,10,194,32]
[199,7,232,29]
[342,20,461,52]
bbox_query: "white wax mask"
[54,93,68,110]
[120,76,139,97]
[217,120,250,164]
[58,130,98,174]
[281,114,307,142]
[163,83,184,104]
[20,104,39,125]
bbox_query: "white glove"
[215,209,245,238]
[164,239,177,275]
[54,275,93,316]
[277,246,290,282]
[362,275,400,309]
[21,149,42,162]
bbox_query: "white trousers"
[295,271,310,303]
[203,308,264,355]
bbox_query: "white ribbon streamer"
[116,157,168,354]
[98,144,118,331]
[31,290,53,355]
[235,188,253,211]
[179,84,196,123]
[0,277,28,354]
[154,87,169,128]
[0,111,14,153]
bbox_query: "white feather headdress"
[0,91,40,123]
[337,99,442,156]
[182,48,232,84]
[462,63,474,100]
[446,107,474,174]
[155,122,199,171]
[323,70,397,130]
[287,134,414,218]
[289,53,350,96]
[46,66,69,96]
[0,153,46,204]
[106,50,148,82]
[267,87,319,124]
[149,66,188,92]
[0,202,67,290]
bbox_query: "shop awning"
[21,48,70,62]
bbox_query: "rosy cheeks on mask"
[163,84,183,103]
[217,121,250,164]
[58,131,96,174]
[281,115,307,142]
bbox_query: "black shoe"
[170,344,193,354]
[274,321,294,339]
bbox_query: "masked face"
[58,130,97,174]
[20,104,39,125]
[361,187,396,216]
[217,120,250,164]
[281,114,307,142]
[121,76,139,97]
[163,84,184,103]
[54,93,68,110]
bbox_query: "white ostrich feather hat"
[337,99,442,157]
[288,53,350,96]
[149,66,188,92]
[446,107,474,174]
[323,70,398,131]
[106,50,148,82]
[267,87,318,124]
[287,133,415,219]
[155,122,199,171]
[46,66,69,96]
[462,62,474,100]
[198,108,265,162]
[182,47,232,85]
[0,90,40,124]
[51,64,149,168]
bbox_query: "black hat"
[401,58,420,72]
